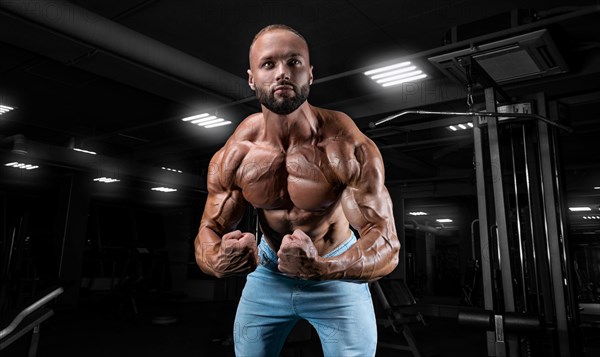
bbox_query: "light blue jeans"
[233,233,377,357]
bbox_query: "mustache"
[272,80,297,90]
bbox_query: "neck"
[260,102,317,147]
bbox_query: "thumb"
[292,229,310,240]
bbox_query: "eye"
[289,58,301,66]
[261,61,274,69]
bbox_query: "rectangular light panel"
[364,61,427,87]
[182,112,231,128]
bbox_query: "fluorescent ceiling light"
[376,70,424,84]
[381,74,428,87]
[73,148,97,155]
[364,61,411,75]
[370,66,416,80]
[594,187,600,190]
[93,177,120,183]
[409,211,428,216]
[365,61,427,87]
[4,161,39,170]
[161,166,183,173]
[0,105,15,116]
[569,207,591,212]
[192,115,217,124]
[182,112,232,128]
[182,113,210,121]
[205,121,232,128]
[436,218,453,223]
[448,122,474,131]
[198,118,224,126]
[152,186,177,193]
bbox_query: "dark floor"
[3,292,600,357]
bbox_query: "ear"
[309,65,314,85]
[247,69,256,91]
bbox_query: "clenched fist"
[277,229,324,280]
[209,230,259,278]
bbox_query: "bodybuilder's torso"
[221,106,358,253]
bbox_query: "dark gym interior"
[2,1,600,356]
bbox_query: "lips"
[274,85,294,92]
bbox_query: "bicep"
[341,141,395,237]
[342,185,394,237]
[200,149,246,235]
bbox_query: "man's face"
[248,30,313,115]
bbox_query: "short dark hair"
[249,24,309,63]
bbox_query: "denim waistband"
[258,231,357,273]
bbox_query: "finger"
[292,232,313,247]
[277,243,293,260]
[222,230,242,240]
[224,239,255,257]
[277,242,295,258]
[277,262,291,274]
[239,232,257,245]
[292,229,309,239]
[220,239,239,256]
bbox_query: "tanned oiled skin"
[194,28,399,281]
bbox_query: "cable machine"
[371,57,580,356]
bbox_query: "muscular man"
[194,24,399,357]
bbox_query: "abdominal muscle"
[257,202,352,255]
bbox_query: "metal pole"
[472,114,497,356]
[521,125,543,314]
[509,127,528,312]
[485,87,517,356]
[549,100,582,356]
[471,219,479,261]
[536,94,571,357]
[58,174,74,279]
[0,287,64,339]
[371,110,571,133]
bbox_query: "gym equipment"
[459,310,544,356]
[1,213,38,316]
[371,54,580,356]
[371,109,571,133]
[462,219,481,306]
[372,279,427,357]
[0,286,63,356]
[459,310,543,334]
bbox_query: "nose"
[275,62,290,82]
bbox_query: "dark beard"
[256,82,309,115]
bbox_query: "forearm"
[194,226,223,277]
[320,229,400,281]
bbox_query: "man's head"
[247,24,313,115]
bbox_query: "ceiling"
[1,0,599,234]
